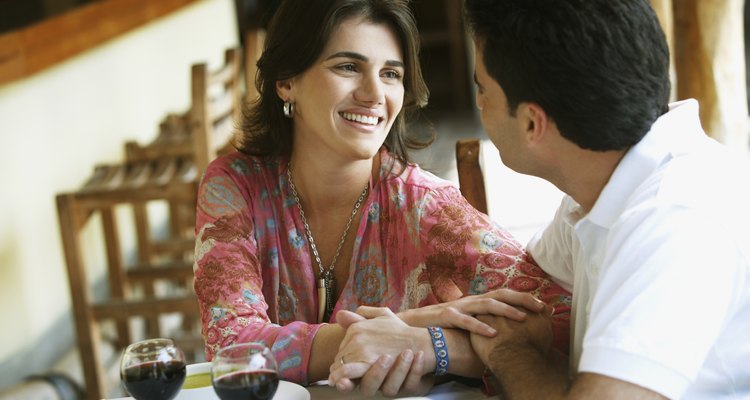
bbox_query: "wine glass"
[120,338,187,400]
[211,342,279,400]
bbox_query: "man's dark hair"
[465,0,671,151]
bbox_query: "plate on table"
[177,362,310,400]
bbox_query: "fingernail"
[485,326,497,336]
[336,381,347,391]
[403,350,414,362]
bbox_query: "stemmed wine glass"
[211,343,279,400]
[120,338,187,400]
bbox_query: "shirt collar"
[583,99,705,228]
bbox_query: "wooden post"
[650,0,677,101]
[673,0,749,153]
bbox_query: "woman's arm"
[333,307,485,378]
[307,323,347,382]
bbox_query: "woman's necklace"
[287,162,369,323]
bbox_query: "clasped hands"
[327,288,554,397]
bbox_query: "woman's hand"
[397,288,549,337]
[331,349,434,397]
[329,307,434,396]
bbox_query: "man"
[465,0,750,398]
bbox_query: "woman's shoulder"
[379,149,457,193]
[206,151,284,178]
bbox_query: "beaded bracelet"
[427,326,449,376]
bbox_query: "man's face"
[473,41,526,174]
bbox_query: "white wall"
[0,0,237,388]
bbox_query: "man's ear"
[520,102,548,145]
[276,78,294,102]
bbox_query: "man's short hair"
[465,0,671,151]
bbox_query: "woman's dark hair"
[464,0,671,151]
[237,0,430,162]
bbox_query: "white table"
[307,380,491,399]
[111,379,493,399]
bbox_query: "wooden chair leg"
[101,207,132,348]
[57,194,107,400]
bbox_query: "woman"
[193,0,570,394]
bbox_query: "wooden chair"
[124,46,243,174]
[455,138,488,214]
[56,156,201,399]
[56,46,248,399]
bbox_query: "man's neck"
[552,146,627,213]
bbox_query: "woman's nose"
[354,73,385,104]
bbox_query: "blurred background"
[0,0,747,398]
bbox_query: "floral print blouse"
[193,148,571,384]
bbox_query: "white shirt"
[528,99,750,399]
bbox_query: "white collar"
[580,99,706,229]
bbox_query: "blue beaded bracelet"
[427,326,449,376]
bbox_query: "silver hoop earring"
[283,101,295,118]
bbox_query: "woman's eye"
[382,70,402,80]
[337,64,357,72]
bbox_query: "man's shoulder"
[655,143,750,208]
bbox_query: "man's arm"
[472,313,667,400]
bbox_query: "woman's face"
[278,17,405,162]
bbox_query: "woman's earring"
[283,101,295,118]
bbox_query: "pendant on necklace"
[317,271,336,323]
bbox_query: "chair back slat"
[455,138,488,214]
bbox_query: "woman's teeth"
[341,112,379,126]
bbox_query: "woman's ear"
[276,78,294,102]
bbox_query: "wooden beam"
[92,295,199,320]
[0,0,200,85]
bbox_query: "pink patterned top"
[193,148,570,384]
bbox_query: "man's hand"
[469,306,554,368]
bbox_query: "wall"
[0,0,237,388]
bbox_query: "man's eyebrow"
[325,51,404,68]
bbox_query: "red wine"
[121,360,186,400]
[213,369,279,400]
